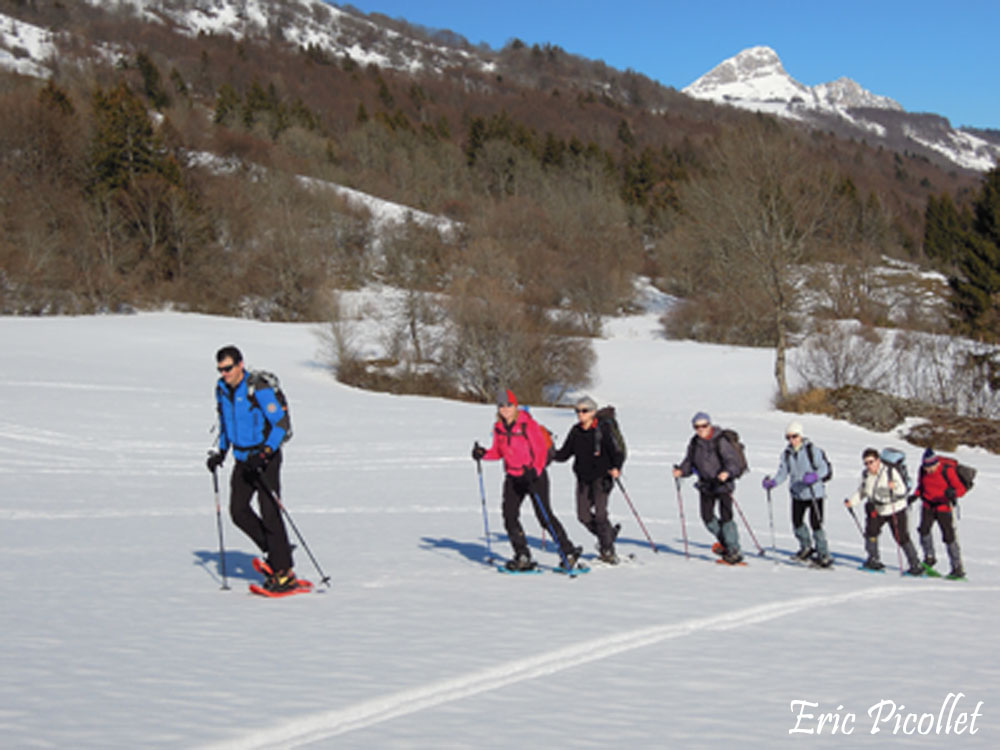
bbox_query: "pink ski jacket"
[482,410,548,477]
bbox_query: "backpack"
[594,405,627,466]
[716,427,749,478]
[878,447,910,493]
[785,443,833,482]
[246,370,293,446]
[521,406,555,467]
[938,456,976,492]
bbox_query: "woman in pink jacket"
[473,389,581,571]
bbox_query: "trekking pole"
[475,453,494,562]
[888,505,906,577]
[731,493,765,556]
[674,475,689,560]
[845,503,864,536]
[765,487,777,562]
[210,466,230,590]
[615,477,658,553]
[531,492,572,572]
[255,472,332,587]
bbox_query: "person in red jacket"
[915,448,967,579]
[473,389,581,571]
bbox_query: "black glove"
[245,448,272,474]
[945,487,957,502]
[206,450,225,472]
[472,444,486,460]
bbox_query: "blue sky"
[338,0,998,130]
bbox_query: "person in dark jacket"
[552,396,624,564]
[672,412,743,564]
[915,448,967,579]
[206,345,297,592]
[472,389,582,572]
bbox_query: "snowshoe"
[792,546,815,562]
[598,549,619,565]
[922,563,942,578]
[503,554,538,573]
[717,549,746,566]
[860,558,885,573]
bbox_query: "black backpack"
[247,370,293,445]
[954,463,977,491]
[716,428,749,478]
[594,406,627,466]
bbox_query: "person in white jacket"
[844,447,923,575]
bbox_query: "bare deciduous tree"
[673,118,847,397]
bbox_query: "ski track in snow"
[203,584,997,749]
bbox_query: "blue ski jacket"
[215,373,288,461]
[771,439,830,500]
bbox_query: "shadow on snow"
[192,549,260,584]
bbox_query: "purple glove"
[762,476,777,490]
[803,472,819,486]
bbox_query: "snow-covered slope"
[1,309,998,748]
[685,46,1000,172]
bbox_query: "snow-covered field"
[1,310,997,748]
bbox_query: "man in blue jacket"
[206,345,296,591]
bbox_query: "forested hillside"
[1,0,996,406]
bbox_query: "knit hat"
[691,411,711,427]
[497,388,517,407]
[922,447,939,467]
[786,421,804,438]
[575,395,598,412]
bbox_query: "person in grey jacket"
[672,412,743,564]
[762,421,833,567]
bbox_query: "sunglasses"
[217,363,236,373]
[694,422,710,429]
[786,434,801,440]
[576,408,594,414]
[864,459,878,466]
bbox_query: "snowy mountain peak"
[683,46,897,112]
[813,76,903,111]
[684,46,811,103]
[683,46,998,172]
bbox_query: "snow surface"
[1,308,998,748]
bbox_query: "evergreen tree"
[89,83,176,194]
[136,52,170,111]
[924,192,966,265]
[949,166,1000,340]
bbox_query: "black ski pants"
[502,470,574,558]
[699,488,734,527]
[229,451,294,572]
[575,476,615,553]
[918,502,957,544]
[792,496,824,530]
[864,506,913,546]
